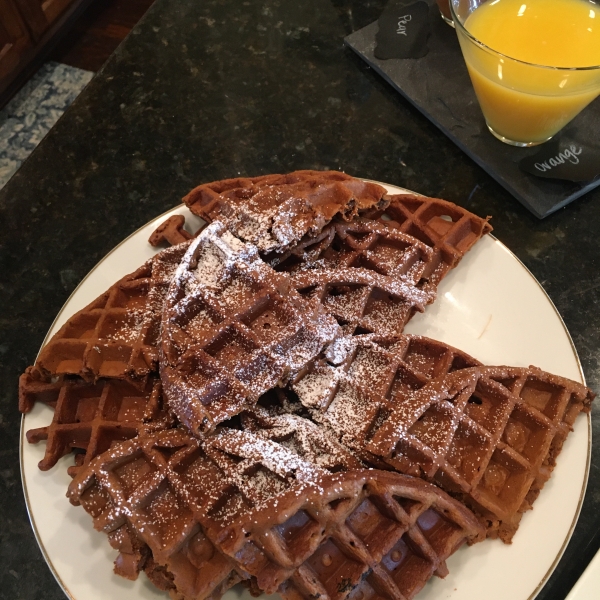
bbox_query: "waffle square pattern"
[35,242,191,385]
[291,335,593,541]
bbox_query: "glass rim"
[449,0,600,72]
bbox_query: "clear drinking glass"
[436,0,454,26]
[450,0,600,147]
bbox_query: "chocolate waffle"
[290,335,593,541]
[150,218,437,338]
[160,221,339,434]
[68,428,483,600]
[182,170,389,254]
[66,424,354,599]
[33,241,191,386]
[20,367,173,477]
[364,194,492,292]
[66,428,243,596]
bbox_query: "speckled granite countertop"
[1,1,598,599]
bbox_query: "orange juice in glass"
[450,0,600,146]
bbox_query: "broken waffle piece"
[66,422,356,599]
[31,241,191,386]
[21,369,173,477]
[157,184,492,340]
[363,193,492,292]
[182,170,389,254]
[68,433,244,599]
[267,198,491,335]
[160,221,340,434]
[289,334,593,542]
[270,220,436,336]
[148,214,195,247]
[67,427,483,600]
[219,469,483,600]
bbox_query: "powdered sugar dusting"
[324,336,355,365]
[199,428,328,521]
[293,363,337,410]
[242,408,362,472]
[160,221,340,433]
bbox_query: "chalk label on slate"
[397,14,412,36]
[374,1,431,60]
[519,137,600,182]
[534,145,582,170]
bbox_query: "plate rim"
[19,183,592,600]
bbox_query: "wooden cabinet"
[32,0,75,25]
[14,0,75,40]
[0,0,92,103]
[0,0,33,80]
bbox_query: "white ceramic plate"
[21,184,591,600]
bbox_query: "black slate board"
[344,4,600,218]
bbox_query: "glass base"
[486,124,553,147]
[439,11,455,27]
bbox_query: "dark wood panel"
[0,0,93,104]
[41,0,75,23]
[0,0,32,79]
[12,0,47,40]
[0,0,154,107]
